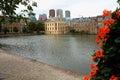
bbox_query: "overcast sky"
[17,0,118,19]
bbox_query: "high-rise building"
[38,14,47,21]
[65,10,71,21]
[49,9,55,18]
[38,14,42,20]
[56,9,63,18]
[65,10,70,18]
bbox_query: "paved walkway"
[0,50,83,80]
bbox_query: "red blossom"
[92,56,97,62]
[90,63,99,71]
[90,71,96,77]
[95,50,105,58]
[110,75,118,80]
[98,42,102,48]
[116,10,120,19]
[102,19,115,26]
[83,76,89,80]
[103,9,110,17]
[95,35,100,43]
[96,27,110,42]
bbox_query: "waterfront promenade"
[0,49,83,80]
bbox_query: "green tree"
[28,21,36,33]
[70,29,76,33]
[22,26,27,33]
[0,0,37,32]
[13,27,18,33]
[3,27,9,34]
[36,21,45,33]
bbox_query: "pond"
[0,35,98,75]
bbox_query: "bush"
[70,29,76,33]
[84,1,120,80]
[3,27,9,34]
[28,21,36,33]
[13,26,18,33]
[22,26,27,33]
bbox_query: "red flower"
[95,50,105,58]
[95,50,101,57]
[90,71,96,77]
[103,19,115,26]
[93,66,99,71]
[103,9,110,17]
[90,63,99,71]
[116,10,120,18]
[83,76,89,80]
[90,63,95,69]
[97,27,110,41]
[95,35,100,43]
[92,56,97,62]
[98,42,102,48]
[110,75,118,80]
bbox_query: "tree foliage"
[3,27,9,34]
[13,26,18,33]
[22,26,27,33]
[28,21,36,33]
[0,0,37,22]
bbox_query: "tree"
[3,27,9,34]
[28,21,36,33]
[0,0,37,32]
[84,1,120,80]
[22,26,27,33]
[13,26,18,33]
[70,29,76,33]
[35,21,45,34]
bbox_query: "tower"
[49,9,55,18]
[56,9,63,18]
[65,10,71,21]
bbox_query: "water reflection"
[0,35,98,75]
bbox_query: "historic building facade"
[70,17,98,34]
[45,20,69,34]
[2,18,30,33]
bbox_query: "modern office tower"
[56,9,63,18]
[42,14,47,21]
[38,14,42,20]
[65,10,71,21]
[49,9,55,18]
[38,14,47,21]
[65,10,70,18]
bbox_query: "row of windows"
[45,27,67,31]
[46,31,67,34]
[46,23,65,27]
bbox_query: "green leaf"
[115,37,120,43]
[90,77,95,80]
[101,68,112,76]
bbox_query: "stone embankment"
[0,50,84,80]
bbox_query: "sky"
[16,0,118,19]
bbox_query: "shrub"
[13,26,18,33]
[84,1,120,80]
[22,26,27,33]
[3,27,9,34]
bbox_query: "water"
[0,35,98,75]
